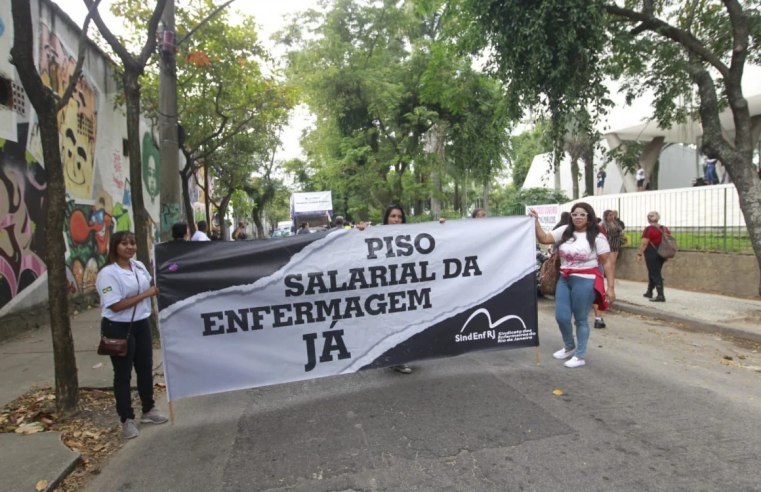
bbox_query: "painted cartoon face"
[142,132,160,202]
[83,258,98,291]
[71,259,84,291]
[61,125,93,197]
[147,155,157,194]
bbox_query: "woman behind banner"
[95,231,168,439]
[358,204,445,374]
[529,203,616,368]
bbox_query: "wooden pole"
[169,401,175,425]
[536,346,540,365]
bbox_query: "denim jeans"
[555,275,596,358]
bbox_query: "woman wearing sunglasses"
[529,203,615,368]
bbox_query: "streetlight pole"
[158,0,182,242]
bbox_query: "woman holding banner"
[95,232,168,439]
[529,203,616,368]
[358,204,445,374]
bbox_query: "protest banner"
[155,217,538,402]
[525,204,560,233]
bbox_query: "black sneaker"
[650,296,666,303]
[594,318,606,329]
[643,291,653,299]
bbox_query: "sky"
[55,0,316,163]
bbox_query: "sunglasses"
[571,213,588,218]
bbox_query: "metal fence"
[409,185,752,255]
[557,184,752,255]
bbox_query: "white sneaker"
[553,348,576,360]
[564,356,586,368]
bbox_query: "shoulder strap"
[126,268,139,338]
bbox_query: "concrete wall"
[616,249,760,299]
[0,0,167,319]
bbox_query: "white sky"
[55,0,315,163]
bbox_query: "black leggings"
[103,318,155,422]
[644,246,665,290]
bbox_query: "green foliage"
[279,0,514,218]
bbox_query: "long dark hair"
[557,203,600,250]
[105,231,135,266]
[383,204,407,225]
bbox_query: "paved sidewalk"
[0,308,163,492]
[612,279,761,341]
[0,308,163,408]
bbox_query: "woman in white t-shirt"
[636,165,646,191]
[95,231,167,439]
[529,203,616,368]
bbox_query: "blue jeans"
[555,275,596,358]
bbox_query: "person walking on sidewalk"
[638,211,669,302]
[95,231,168,439]
[530,203,616,368]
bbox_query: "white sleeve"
[550,225,567,244]
[95,269,123,308]
[595,234,611,255]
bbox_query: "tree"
[454,0,761,294]
[10,0,100,413]
[85,0,166,274]
[124,0,296,234]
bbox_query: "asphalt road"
[87,302,761,492]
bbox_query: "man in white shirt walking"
[636,165,646,192]
[191,221,211,241]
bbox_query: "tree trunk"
[10,0,79,414]
[462,173,469,214]
[180,166,196,234]
[453,180,460,214]
[425,124,444,218]
[571,158,580,199]
[124,71,150,269]
[204,161,211,228]
[41,106,80,414]
[583,144,594,196]
[252,208,264,238]
[482,179,490,214]
[218,195,232,240]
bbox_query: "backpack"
[538,252,561,296]
[648,226,678,259]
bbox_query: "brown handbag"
[538,252,561,296]
[97,269,139,357]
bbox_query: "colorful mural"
[0,5,166,314]
[30,23,99,199]
[0,133,47,310]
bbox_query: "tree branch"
[686,0,700,33]
[685,56,735,160]
[723,0,749,83]
[603,4,730,79]
[10,0,51,110]
[139,0,168,67]
[82,0,137,70]
[177,0,237,46]
[57,0,101,112]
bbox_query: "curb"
[45,437,82,492]
[611,301,761,344]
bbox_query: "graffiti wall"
[0,0,164,316]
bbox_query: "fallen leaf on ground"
[36,480,48,491]
[724,356,734,361]
[92,363,103,369]
[92,444,105,452]
[155,382,166,388]
[552,389,564,396]
[15,423,44,434]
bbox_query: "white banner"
[156,217,538,401]
[525,204,560,233]
[292,191,333,215]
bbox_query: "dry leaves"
[552,389,564,396]
[36,480,48,491]
[1,387,121,492]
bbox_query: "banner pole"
[536,346,540,365]
[169,401,175,425]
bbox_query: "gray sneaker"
[122,419,139,439]
[140,408,168,424]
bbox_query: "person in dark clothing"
[172,222,188,241]
[638,211,669,302]
[297,222,311,235]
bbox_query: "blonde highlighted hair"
[647,211,661,223]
